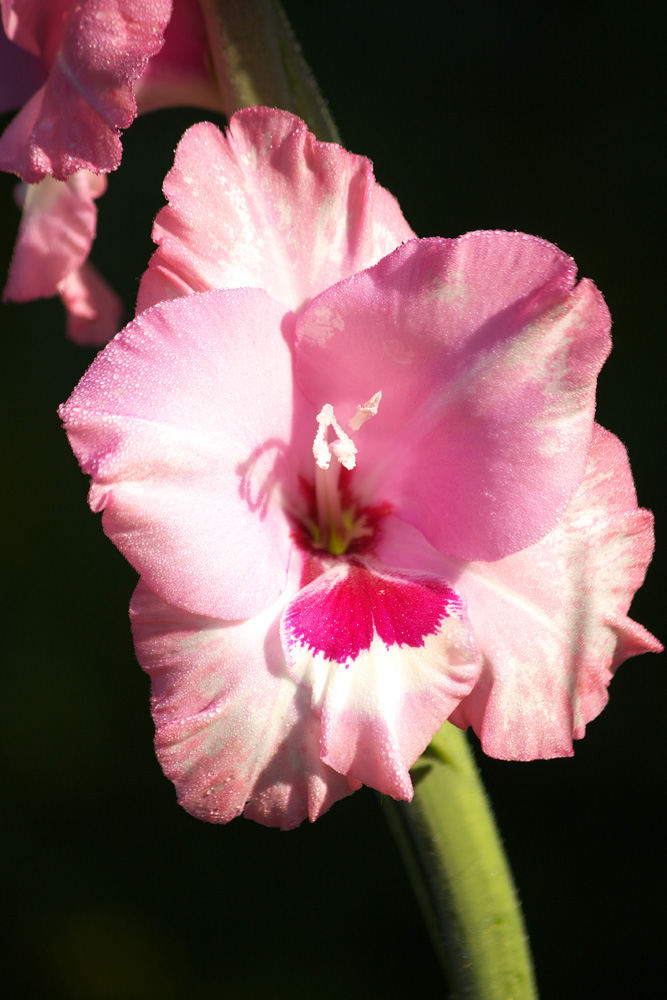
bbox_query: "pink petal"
[131,579,356,830]
[2,0,74,61]
[0,15,46,113]
[281,557,480,798]
[379,426,661,760]
[137,107,415,314]
[0,0,172,182]
[58,262,123,346]
[134,0,222,115]
[4,171,105,300]
[60,289,298,620]
[294,232,611,562]
[3,169,121,344]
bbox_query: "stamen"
[310,395,382,554]
[313,403,357,470]
[312,393,382,470]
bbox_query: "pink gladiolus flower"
[1,0,222,342]
[61,109,661,829]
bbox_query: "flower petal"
[0,15,46,113]
[134,0,222,115]
[2,0,74,60]
[3,170,122,344]
[379,426,661,759]
[295,232,611,562]
[0,0,172,181]
[131,580,356,830]
[58,261,123,346]
[60,289,298,620]
[4,171,104,300]
[281,557,480,798]
[137,107,415,314]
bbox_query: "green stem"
[198,0,340,142]
[382,723,538,1000]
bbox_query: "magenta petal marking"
[281,558,480,799]
[284,559,462,664]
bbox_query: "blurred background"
[1,1,664,997]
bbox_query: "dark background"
[1,2,664,997]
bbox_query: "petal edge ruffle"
[378,426,661,760]
[131,580,356,830]
[137,107,415,314]
[0,0,172,182]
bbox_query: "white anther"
[313,403,357,470]
[348,391,382,431]
[330,437,357,470]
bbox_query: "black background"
[1,2,664,997]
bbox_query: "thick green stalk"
[383,723,538,999]
[198,0,340,142]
